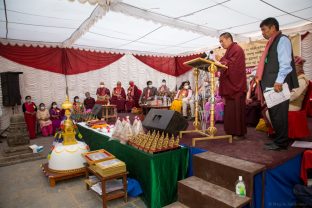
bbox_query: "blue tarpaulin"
[187,146,302,208]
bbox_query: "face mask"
[204,82,209,86]
[100,85,104,88]
[148,85,153,88]
[75,99,79,102]
[40,106,45,110]
[26,99,31,103]
[184,85,189,90]
[117,84,121,87]
[53,105,57,108]
[162,82,166,86]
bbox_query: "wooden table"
[85,164,128,208]
[41,163,86,187]
[101,104,117,122]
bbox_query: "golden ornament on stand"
[179,58,232,146]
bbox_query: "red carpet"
[117,113,311,169]
[179,120,312,169]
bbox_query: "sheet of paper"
[263,83,290,108]
[291,141,312,149]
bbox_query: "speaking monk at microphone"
[216,32,247,140]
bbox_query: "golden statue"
[139,134,148,150]
[61,96,77,146]
[149,135,158,153]
[168,134,175,148]
[144,134,154,152]
[174,136,180,147]
[163,133,169,149]
[157,133,164,151]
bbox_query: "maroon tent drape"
[0,43,64,74]
[0,43,124,75]
[0,43,202,76]
[134,55,176,76]
[175,54,202,76]
[134,54,202,76]
[64,48,123,75]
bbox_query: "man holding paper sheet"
[256,17,298,151]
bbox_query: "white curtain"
[0,54,178,129]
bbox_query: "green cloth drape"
[78,124,189,208]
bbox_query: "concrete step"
[193,151,265,197]
[0,152,45,167]
[164,201,189,208]
[178,176,251,208]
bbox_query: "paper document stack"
[90,179,124,195]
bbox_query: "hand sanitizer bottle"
[235,176,246,197]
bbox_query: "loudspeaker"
[1,72,23,107]
[92,104,103,119]
[142,109,188,135]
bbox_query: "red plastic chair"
[288,81,312,139]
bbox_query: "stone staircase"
[165,151,265,208]
[0,144,45,167]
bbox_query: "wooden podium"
[179,58,232,146]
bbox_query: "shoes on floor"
[233,135,246,140]
[264,143,287,151]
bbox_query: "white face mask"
[184,85,189,89]
[100,85,104,88]
[148,85,153,88]
[75,99,79,102]
[162,82,166,86]
[204,82,209,86]
[40,106,45,110]
[53,105,57,108]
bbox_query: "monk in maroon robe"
[217,32,247,139]
[84,92,95,110]
[125,81,141,112]
[110,81,126,112]
[96,82,110,105]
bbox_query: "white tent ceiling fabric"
[1,0,312,55]
[1,0,312,129]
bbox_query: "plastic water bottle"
[163,95,167,106]
[235,176,246,197]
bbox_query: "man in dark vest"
[256,17,299,151]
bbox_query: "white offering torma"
[48,141,88,172]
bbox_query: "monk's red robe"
[219,42,247,136]
[110,87,126,112]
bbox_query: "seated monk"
[170,81,194,119]
[96,81,110,105]
[125,81,141,112]
[83,92,95,110]
[110,81,126,112]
